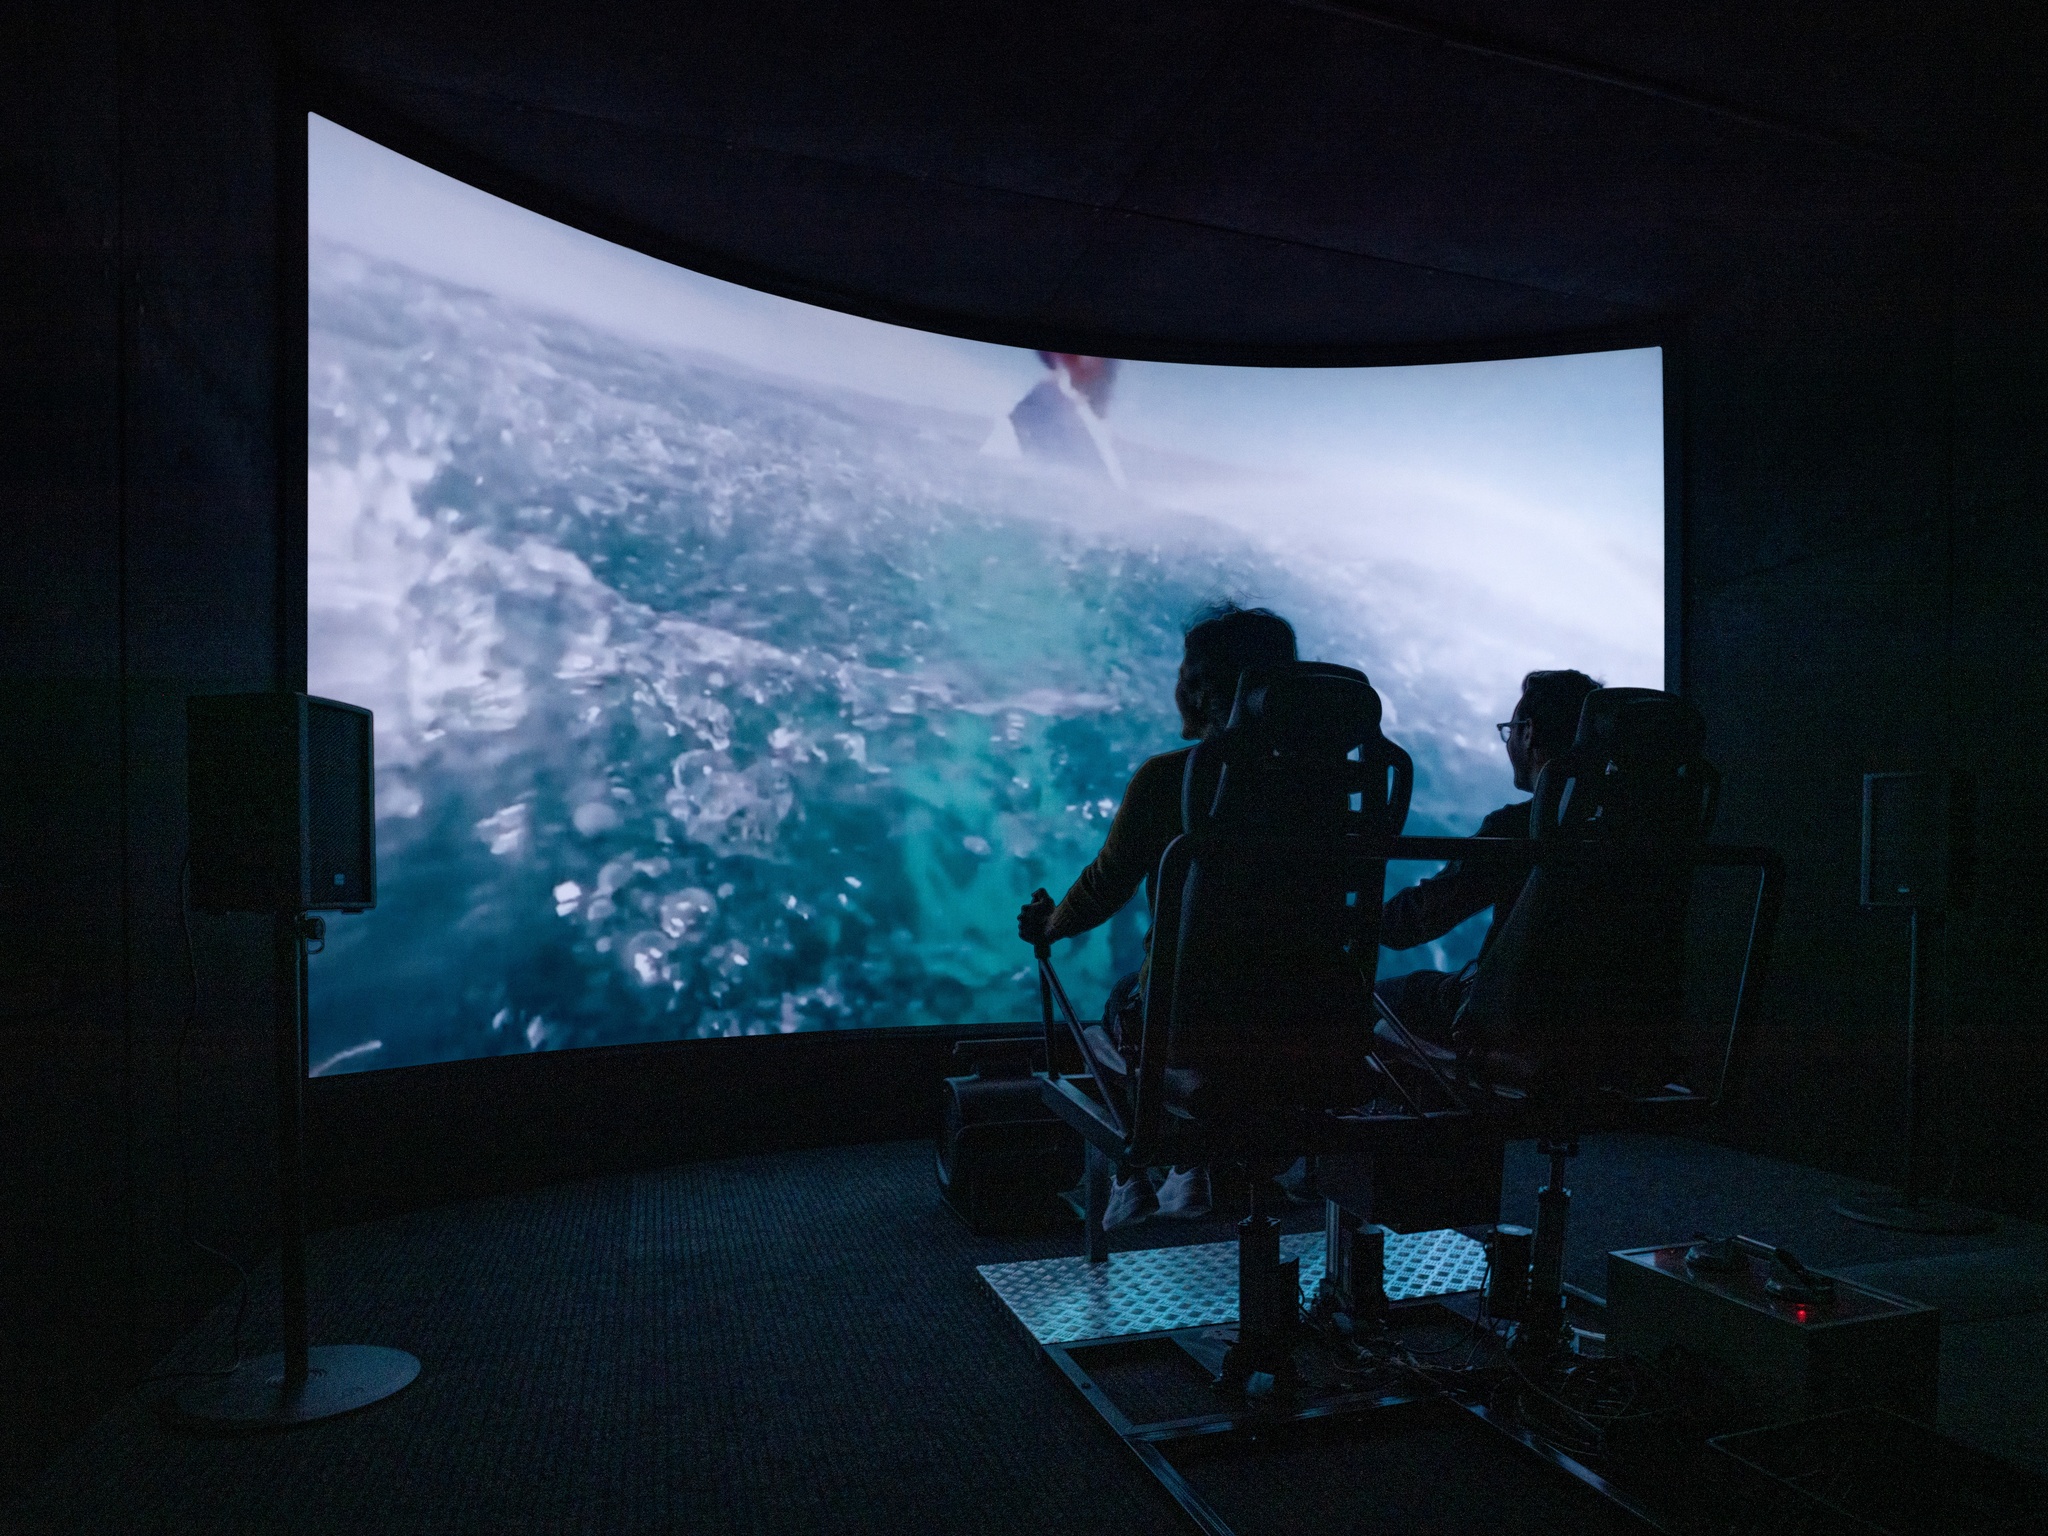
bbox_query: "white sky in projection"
[309,116,1662,694]
[306,113,1664,1068]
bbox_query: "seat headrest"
[1187,660,1411,834]
[1572,687,1706,762]
[1224,662,1382,752]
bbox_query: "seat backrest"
[1537,687,1720,844]
[1183,662,1415,838]
[1147,663,1413,1114]
[1461,687,1722,1104]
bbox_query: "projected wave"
[306,225,1654,1071]
[314,246,1353,1066]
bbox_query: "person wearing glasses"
[1374,669,1604,1051]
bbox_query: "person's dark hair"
[1182,603,1298,726]
[1518,669,1605,755]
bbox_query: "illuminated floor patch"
[979,1227,1487,1345]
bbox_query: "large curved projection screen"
[307,114,1663,1075]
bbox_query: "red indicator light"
[1794,1306,1809,1323]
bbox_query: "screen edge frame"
[280,67,1692,1075]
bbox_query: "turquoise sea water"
[306,242,1521,1073]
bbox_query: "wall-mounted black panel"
[1861,770,1951,911]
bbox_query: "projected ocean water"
[306,120,1661,1074]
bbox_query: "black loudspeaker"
[935,1038,1081,1233]
[188,693,376,914]
[1861,771,1952,910]
[1836,768,1995,1235]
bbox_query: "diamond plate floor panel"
[979,1228,1487,1345]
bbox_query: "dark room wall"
[2,0,285,1493]
[1683,162,2048,1215]
[1945,174,2048,1218]
[1682,162,1955,1173]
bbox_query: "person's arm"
[1044,754,1181,943]
[1379,802,1531,950]
[1380,862,1497,950]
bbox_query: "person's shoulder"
[1125,747,1193,802]
[1476,800,1534,837]
[1135,746,1194,778]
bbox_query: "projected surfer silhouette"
[986,352,1128,488]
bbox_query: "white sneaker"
[1103,1173,1159,1231]
[1155,1166,1212,1220]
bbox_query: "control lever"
[1740,1237,1837,1306]
[1684,1233,1837,1306]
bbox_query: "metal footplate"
[978,1227,1486,1346]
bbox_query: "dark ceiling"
[289,0,2042,359]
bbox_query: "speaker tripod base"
[1832,1191,1998,1235]
[174,1345,419,1429]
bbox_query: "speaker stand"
[176,914,420,1427]
[1831,1193,1997,1234]
[1833,909,1997,1236]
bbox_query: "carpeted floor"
[8,1133,2045,1533]
[9,1142,1260,1536]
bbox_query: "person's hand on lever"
[1018,888,1057,950]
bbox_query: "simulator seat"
[1037,662,1475,1384]
[1458,686,1726,1105]
[1033,673,1783,1382]
[1055,662,1413,1145]
[1378,686,1782,1332]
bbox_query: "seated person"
[1376,668,1603,1055]
[1017,602,1299,1229]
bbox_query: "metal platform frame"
[1001,807,1786,1531]
[978,1228,1489,1345]
[980,1236,1672,1535]
[1043,1323,1435,1536]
